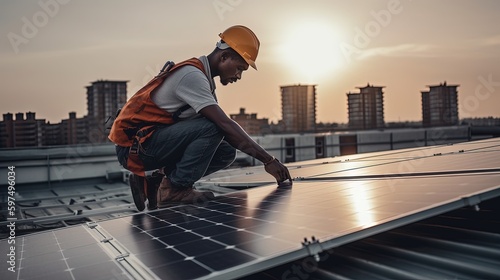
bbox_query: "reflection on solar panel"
[2,139,499,279]
[197,138,500,187]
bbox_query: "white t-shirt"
[151,56,217,120]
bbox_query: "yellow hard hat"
[218,25,260,70]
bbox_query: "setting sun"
[278,20,345,83]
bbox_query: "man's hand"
[264,158,293,187]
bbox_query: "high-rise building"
[421,82,459,127]
[1,80,128,148]
[86,80,128,124]
[86,80,128,142]
[347,83,385,129]
[0,112,45,148]
[280,84,316,133]
[0,112,90,148]
[58,112,89,145]
[230,108,270,135]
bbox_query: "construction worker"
[110,25,292,210]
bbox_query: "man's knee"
[225,148,237,164]
[220,143,237,164]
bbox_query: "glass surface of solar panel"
[92,174,500,279]
[197,139,500,186]
[0,225,128,280]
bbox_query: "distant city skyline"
[1,0,499,124]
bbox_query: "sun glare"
[278,21,344,83]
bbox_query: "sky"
[1,0,499,124]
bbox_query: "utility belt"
[130,126,156,155]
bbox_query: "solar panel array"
[2,138,499,279]
[197,138,500,186]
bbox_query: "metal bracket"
[86,221,98,229]
[101,237,114,243]
[462,195,481,211]
[301,236,324,262]
[115,253,130,261]
[462,195,481,207]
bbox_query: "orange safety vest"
[108,57,207,176]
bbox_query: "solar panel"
[0,225,129,280]
[2,138,499,280]
[197,138,500,187]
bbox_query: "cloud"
[475,35,500,47]
[356,44,435,60]
[354,35,500,62]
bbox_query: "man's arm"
[199,104,292,184]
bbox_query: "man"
[110,25,292,210]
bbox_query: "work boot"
[156,177,215,208]
[146,172,163,210]
[128,172,163,211]
[128,173,146,211]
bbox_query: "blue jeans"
[117,118,236,188]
